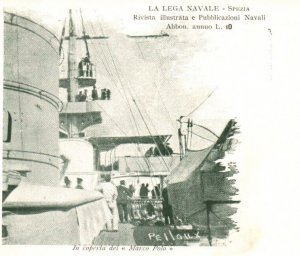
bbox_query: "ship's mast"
[67,9,78,102]
[59,9,109,103]
[59,9,110,139]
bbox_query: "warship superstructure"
[2,11,112,245]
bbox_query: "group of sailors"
[139,183,162,199]
[98,177,174,231]
[64,176,83,189]
[78,56,93,78]
[97,177,133,231]
[138,183,173,225]
[75,55,112,101]
[75,86,111,102]
[64,176,174,231]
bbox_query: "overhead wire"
[135,41,177,155]
[81,14,173,187]
[86,21,142,138]
[83,21,155,177]
[108,44,174,172]
[185,86,218,117]
[152,34,217,148]
[152,40,219,148]
[92,18,171,187]
[88,19,160,173]
[113,47,175,173]
[191,131,216,143]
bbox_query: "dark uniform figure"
[151,184,161,199]
[78,91,87,102]
[78,56,92,77]
[64,176,71,188]
[128,185,135,198]
[106,89,111,100]
[101,89,107,100]
[145,183,149,198]
[162,187,174,225]
[76,91,82,102]
[78,58,84,77]
[92,86,98,100]
[117,180,130,223]
[76,178,84,189]
[128,185,135,220]
[140,183,149,198]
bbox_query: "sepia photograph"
[2,0,300,254]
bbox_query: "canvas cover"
[3,182,112,244]
[3,181,103,208]
[167,120,239,237]
[166,148,213,184]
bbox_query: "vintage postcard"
[1,0,300,255]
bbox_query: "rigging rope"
[106,38,174,172]
[86,34,154,176]
[190,131,216,143]
[110,54,173,170]
[98,35,174,168]
[88,20,161,173]
[185,86,218,117]
[87,22,140,135]
[85,16,172,187]
[134,41,177,156]
[132,98,172,173]
[93,100,152,175]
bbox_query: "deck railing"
[129,198,164,221]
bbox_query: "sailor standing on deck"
[91,85,98,100]
[162,187,174,225]
[75,178,84,189]
[117,180,130,223]
[64,176,71,188]
[128,184,135,220]
[97,175,119,231]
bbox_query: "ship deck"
[93,223,212,246]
